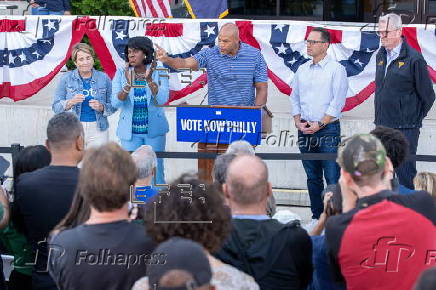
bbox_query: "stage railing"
[1,144,436,179]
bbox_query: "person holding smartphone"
[53,43,115,148]
[112,36,169,185]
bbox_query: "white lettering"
[181,119,189,131]
[217,121,226,132]
[251,122,257,133]
[180,119,203,131]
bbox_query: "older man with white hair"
[375,13,435,190]
[130,145,159,218]
[226,140,255,155]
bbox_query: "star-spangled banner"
[1,16,435,112]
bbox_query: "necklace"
[134,71,147,81]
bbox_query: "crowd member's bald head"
[225,155,270,205]
[218,23,240,56]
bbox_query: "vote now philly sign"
[176,106,262,145]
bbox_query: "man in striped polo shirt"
[156,23,268,106]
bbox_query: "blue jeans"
[298,122,341,219]
[32,7,64,15]
[121,133,166,185]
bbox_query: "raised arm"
[155,44,199,71]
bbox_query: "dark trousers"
[9,270,32,290]
[298,122,341,219]
[396,128,420,190]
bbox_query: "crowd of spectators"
[0,112,434,290]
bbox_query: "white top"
[290,55,348,122]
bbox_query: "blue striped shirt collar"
[233,214,270,220]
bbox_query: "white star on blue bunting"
[270,24,309,73]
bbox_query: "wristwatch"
[317,121,326,128]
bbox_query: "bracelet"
[122,86,130,94]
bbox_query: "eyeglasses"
[305,40,327,45]
[376,29,400,37]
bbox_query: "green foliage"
[72,0,134,16]
[67,0,134,71]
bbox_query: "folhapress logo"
[360,236,415,272]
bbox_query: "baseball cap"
[148,237,212,290]
[337,134,387,177]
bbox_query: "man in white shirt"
[291,27,348,223]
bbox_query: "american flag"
[129,0,172,18]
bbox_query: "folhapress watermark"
[76,249,166,269]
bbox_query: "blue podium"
[176,106,263,182]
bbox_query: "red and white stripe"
[133,0,172,18]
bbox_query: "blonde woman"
[53,43,115,148]
[414,172,436,199]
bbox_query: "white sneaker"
[302,218,319,232]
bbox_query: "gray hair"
[226,140,255,156]
[47,112,83,148]
[379,13,402,29]
[131,145,157,179]
[226,155,269,205]
[213,153,237,185]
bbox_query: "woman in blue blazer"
[112,36,169,185]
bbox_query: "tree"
[66,0,134,70]
[71,0,134,16]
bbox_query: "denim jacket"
[111,65,169,140]
[52,69,116,131]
